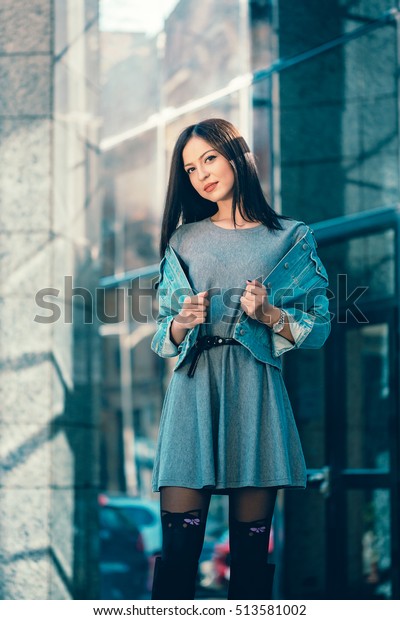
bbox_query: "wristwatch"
[272,308,286,333]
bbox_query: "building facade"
[0,0,102,599]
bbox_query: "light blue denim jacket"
[151,222,331,372]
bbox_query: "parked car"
[98,494,162,596]
[99,502,148,599]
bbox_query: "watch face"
[273,323,285,333]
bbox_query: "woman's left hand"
[240,279,277,324]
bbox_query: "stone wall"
[0,0,102,599]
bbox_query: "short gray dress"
[151,217,307,495]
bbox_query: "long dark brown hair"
[159,118,292,257]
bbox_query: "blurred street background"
[0,0,399,600]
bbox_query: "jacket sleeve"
[271,232,331,358]
[150,255,193,358]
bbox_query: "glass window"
[347,489,391,599]
[278,21,398,222]
[345,323,390,471]
[163,0,248,109]
[320,229,395,306]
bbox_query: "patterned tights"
[160,486,277,569]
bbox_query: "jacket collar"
[164,244,195,292]
[164,224,314,291]
[260,225,314,287]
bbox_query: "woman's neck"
[211,205,257,227]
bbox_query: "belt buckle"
[201,335,226,350]
[204,336,214,350]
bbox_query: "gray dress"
[151,217,307,495]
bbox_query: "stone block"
[0,363,53,425]
[0,488,50,599]
[0,296,52,362]
[0,119,50,233]
[0,232,51,299]
[0,0,51,54]
[0,56,51,117]
[0,553,50,599]
[0,422,51,489]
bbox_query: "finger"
[245,279,265,290]
[245,284,265,296]
[246,279,263,288]
[182,297,209,307]
[193,292,209,305]
[182,311,208,321]
[177,309,206,323]
[242,291,254,303]
[196,297,210,306]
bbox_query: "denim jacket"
[151,222,331,372]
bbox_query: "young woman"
[150,118,331,600]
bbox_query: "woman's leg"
[227,486,278,600]
[151,486,212,600]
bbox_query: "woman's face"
[182,136,235,205]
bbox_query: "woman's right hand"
[175,291,209,329]
[169,291,209,348]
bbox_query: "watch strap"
[272,308,286,333]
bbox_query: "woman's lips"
[204,182,218,193]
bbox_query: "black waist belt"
[187,335,241,378]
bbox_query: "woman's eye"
[205,155,216,163]
[186,167,195,175]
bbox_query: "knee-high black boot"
[151,556,199,600]
[227,560,275,600]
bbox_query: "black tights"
[160,486,277,569]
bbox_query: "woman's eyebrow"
[183,149,215,167]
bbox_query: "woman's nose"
[197,166,209,181]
